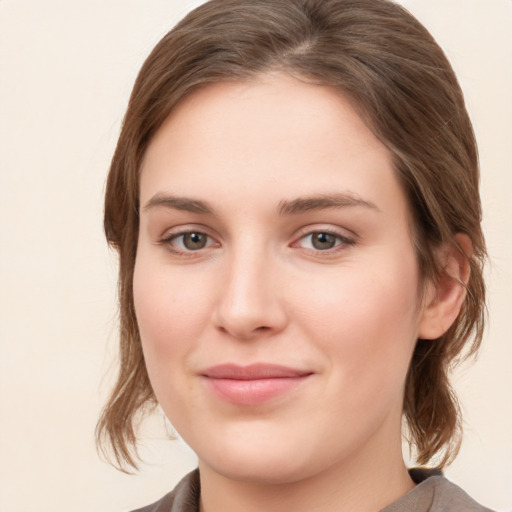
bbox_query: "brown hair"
[98,0,486,470]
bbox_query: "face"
[134,74,429,485]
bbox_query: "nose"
[212,244,288,340]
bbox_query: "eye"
[163,231,217,252]
[296,231,354,251]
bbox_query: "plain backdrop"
[0,1,511,511]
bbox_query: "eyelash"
[159,230,218,255]
[159,228,356,256]
[292,229,356,253]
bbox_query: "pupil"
[312,232,336,250]
[184,232,206,250]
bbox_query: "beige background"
[0,1,511,511]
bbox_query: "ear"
[418,234,472,340]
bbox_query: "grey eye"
[182,232,208,250]
[310,232,338,250]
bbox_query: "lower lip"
[203,376,310,406]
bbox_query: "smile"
[200,363,313,406]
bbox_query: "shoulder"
[429,476,495,512]
[130,467,494,512]
[382,468,495,512]
[130,469,200,512]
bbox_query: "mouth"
[199,363,313,406]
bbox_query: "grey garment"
[131,468,494,512]
[381,468,495,512]
[131,470,200,512]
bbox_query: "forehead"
[147,74,382,155]
[140,73,405,221]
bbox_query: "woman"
[97,0,491,510]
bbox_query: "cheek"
[134,249,207,334]
[293,254,421,387]
[132,259,212,427]
[132,256,208,384]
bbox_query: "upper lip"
[200,363,312,380]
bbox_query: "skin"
[134,73,466,512]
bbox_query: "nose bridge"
[214,234,286,338]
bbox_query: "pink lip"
[200,363,313,406]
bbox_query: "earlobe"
[418,234,472,340]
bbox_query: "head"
[98,0,486,471]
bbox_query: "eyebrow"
[142,192,379,216]
[277,193,379,215]
[143,194,215,214]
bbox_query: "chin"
[195,428,338,486]
[191,430,305,484]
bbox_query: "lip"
[200,363,313,406]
